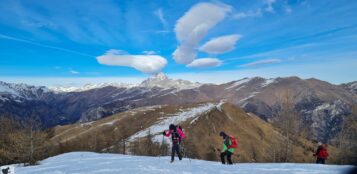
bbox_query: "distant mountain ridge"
[49,83,135,93]
[49,73,201,92]
[0,75,356,142]
[0,81,49,100]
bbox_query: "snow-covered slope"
[127,103,216,143]
[13,152,354,174]
[0,81,49,100]
[49,83,135,93]
[341,81,357,95]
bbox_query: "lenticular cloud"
[97,49,167,74]
[199,34,241,54]
[173,2,232,65]
[186,58,222,68]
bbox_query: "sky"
[0,0,356,86]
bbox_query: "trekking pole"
[185,143,191,163]
[188,151,191,163]
[159,134,164,161]
[181,140,188,163]
[214,147,221,163]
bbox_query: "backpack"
[176,125,185,139]
[318,148,329,159]
[228,135,238,148]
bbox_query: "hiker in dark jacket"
[163,124,185,163]
[313,143,329,164]
[219,131,235,165]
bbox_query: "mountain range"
[51,102,322,163]
[0,74,356,142]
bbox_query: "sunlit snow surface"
[15,152,354,174]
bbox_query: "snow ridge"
[49,83,134,93]
[261,78,276,87]
[48,73,201,92]
[225,78,251,90]
[128,103,216,143]
[0,81,49,100]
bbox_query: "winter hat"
[219,131,227,137]
[169,124,176,130]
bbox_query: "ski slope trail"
[14,152,353,174]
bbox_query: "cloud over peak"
[186,58,222,68]
[173,2,232,64]
[97,49,167,74]
[199,34,241,54]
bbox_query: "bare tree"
[21,114,48,165]
[0,115,49,166]
[335,105,357,164]
[273,90,303,162]
[130,130,164,156]
[118,126,128,154]
[0,116,22,165]
[111,125,128,154]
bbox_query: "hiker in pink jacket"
[163,124,185,163]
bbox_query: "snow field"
[14,152,354,174]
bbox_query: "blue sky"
[0,0,356,86]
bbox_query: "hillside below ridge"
[51,102,331,163]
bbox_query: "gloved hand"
[162,131,166,135]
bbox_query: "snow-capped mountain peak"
[154,72,168,81]
[139,73,201,89]
[49,73,201,92]
[0,81,49,100]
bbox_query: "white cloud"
[233,9,262,19]
[154,8,169,30]
[173,2,232,64]
[69,70,79,74]
[143,50,157,55]
[105,49,128,55]
[186,58,222,68]
[240,58,281,67]
[199,34,241,54]
[264,0,277,13]
[233,0,277,20]
[96,49,167,74]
